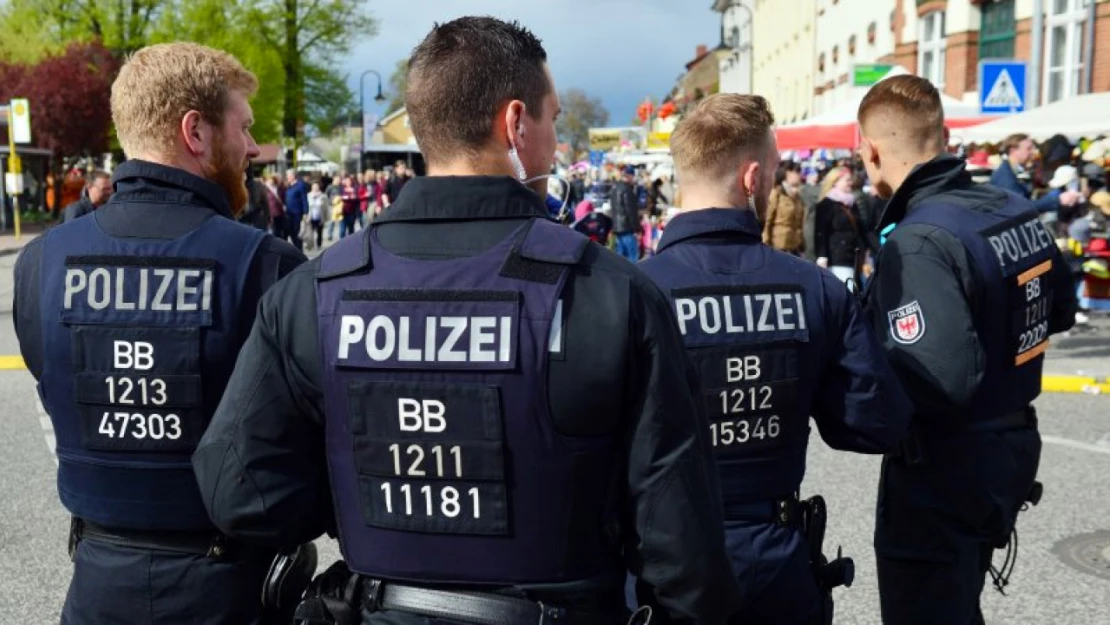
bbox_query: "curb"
[1042,374,1110,395]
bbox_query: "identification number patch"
[887,301,925,345]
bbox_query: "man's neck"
[130,151,204,178]
[680,190,745,213]
[427,152,514,179]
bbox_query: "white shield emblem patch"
[887,300,925,345]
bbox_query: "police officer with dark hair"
[638,93,911,625]
[856,75,1077,625]
[12,42,305,624]
[193,16,739,625]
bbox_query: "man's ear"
[181,110,210,158]
[741,160,760,197]
[503,100,526,150]
[862,137,880,168]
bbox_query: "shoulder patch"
[887,300,926,345]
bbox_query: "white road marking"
[1042,434,1110,456]
[35,400,58,466]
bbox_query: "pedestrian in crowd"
[12,42,305,625]
[308,181,326,250]
[284,169,308,250]
[856,74,1077,625]
[638,93,910,625]
[240,169,272,231]
[762,161,805,255]
[815,167,873,284]
[990,133,1082,214]
[801,169,822,261]
[192,16,739,625]
[646,176,668,216]
[59,170,112,223]
[610,165,641,261]
[340,174,359,236]
[571,199,613,245]
[265,174,286,239]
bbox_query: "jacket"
[762,185,805,252]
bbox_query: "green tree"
[556,88,610,159]
[384,58,408,116]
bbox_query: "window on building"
[1044,0,1087,103]
[917,10,946,88]
[979,0,1016,60]
[729,26,740,48]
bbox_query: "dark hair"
[857,75,944,151]
[406,16,549,163]
[87,170,111,183]
[774,161,799,186]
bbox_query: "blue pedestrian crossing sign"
[979,60,1027,114]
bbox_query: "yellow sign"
[588,129,621,151]
[9,98,31,144]
[647,132,672,149]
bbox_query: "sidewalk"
[0,222,49,258]
[1041,314,1110,394]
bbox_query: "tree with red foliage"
[0,41,119,158]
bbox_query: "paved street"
[0,248,1107,624]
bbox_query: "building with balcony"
[750,0,817,123]
[712,0,755,95]
[813,0,898,115]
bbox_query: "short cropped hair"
[671,94,776,184]
[406,17,550,163]
[111,42,258,158]
[87,170,110,183]
[1000,133,1031,155]
[857,75,944,150]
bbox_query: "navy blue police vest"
[640,209,831,509]
[38,213,266,530]
[315,217,620,584]
[895,193,1056,419]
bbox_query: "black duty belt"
[363,579,611,625]
[964,407,1037,433]
[73,518,232,559]
[723,496,802,528]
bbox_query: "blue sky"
[344,0,720,127]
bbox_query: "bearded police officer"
[856,76,1077,625]
[637,94,911,625]
[193,17,739,625]
[12,43,305,624]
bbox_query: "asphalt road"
[0,250,1107,624]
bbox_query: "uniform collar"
[656,208,761,253]
[110,159,233,217]
[373,176,550,223]
[876,154,971,231]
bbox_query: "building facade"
[890,0,1110,106]
[713,0,755,95]
[750,0,818,123]
[814,0,898,115]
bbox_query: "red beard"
[203,134,249,217]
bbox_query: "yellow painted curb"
[0,355,26,370]
[1042,374,1110,395]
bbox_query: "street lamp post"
[359,70,387,173]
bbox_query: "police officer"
[855,75,1077,625]
[12,43,305,624]
[192,16,739,625]
[637,94,912,625]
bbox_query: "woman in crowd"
[763,161,806,255]
[814,167,874,284]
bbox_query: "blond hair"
[671,93,776,186]
[819,167,851,200]
[111,42,258,158]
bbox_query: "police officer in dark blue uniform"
[12,42,305,624]
[637,94,912,625]
[193,17,740,625]
[855,75,1078,625]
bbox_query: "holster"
[262,543,319,623]
[801,495,854,625]
[293,560,363,625]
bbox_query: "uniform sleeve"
[623,279,740,625]
[1047,244,1078,334]
[812,273,911,453]
[192,268,332,550]
[12,239,44,380]
[868,227,986,416]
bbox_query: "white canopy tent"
[949,91,1110,144]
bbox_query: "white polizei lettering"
[499,316,512,362]
[698,297,722,334]
[114,268,135,310]
[397,318,421,362]
[337,315,364,360]
[989,237,1007,267]
[775,293,795,330]
[548,300,563,354]
[438,317,467,362]
[675,298,696,335]
[795,293,807,330]
[200,270,213,312]
[138,269,149,310]
[88,268,111,310]
[425,317,437,361]
[152,269,175,311]
[470,316,496,362]
[723,296,744,332]
[366,316,396,361]
[1001,232,1021,262]
[755,294,775,331]
[744,295,755,332]
[63,269,87,309]
[176,269,200,311]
